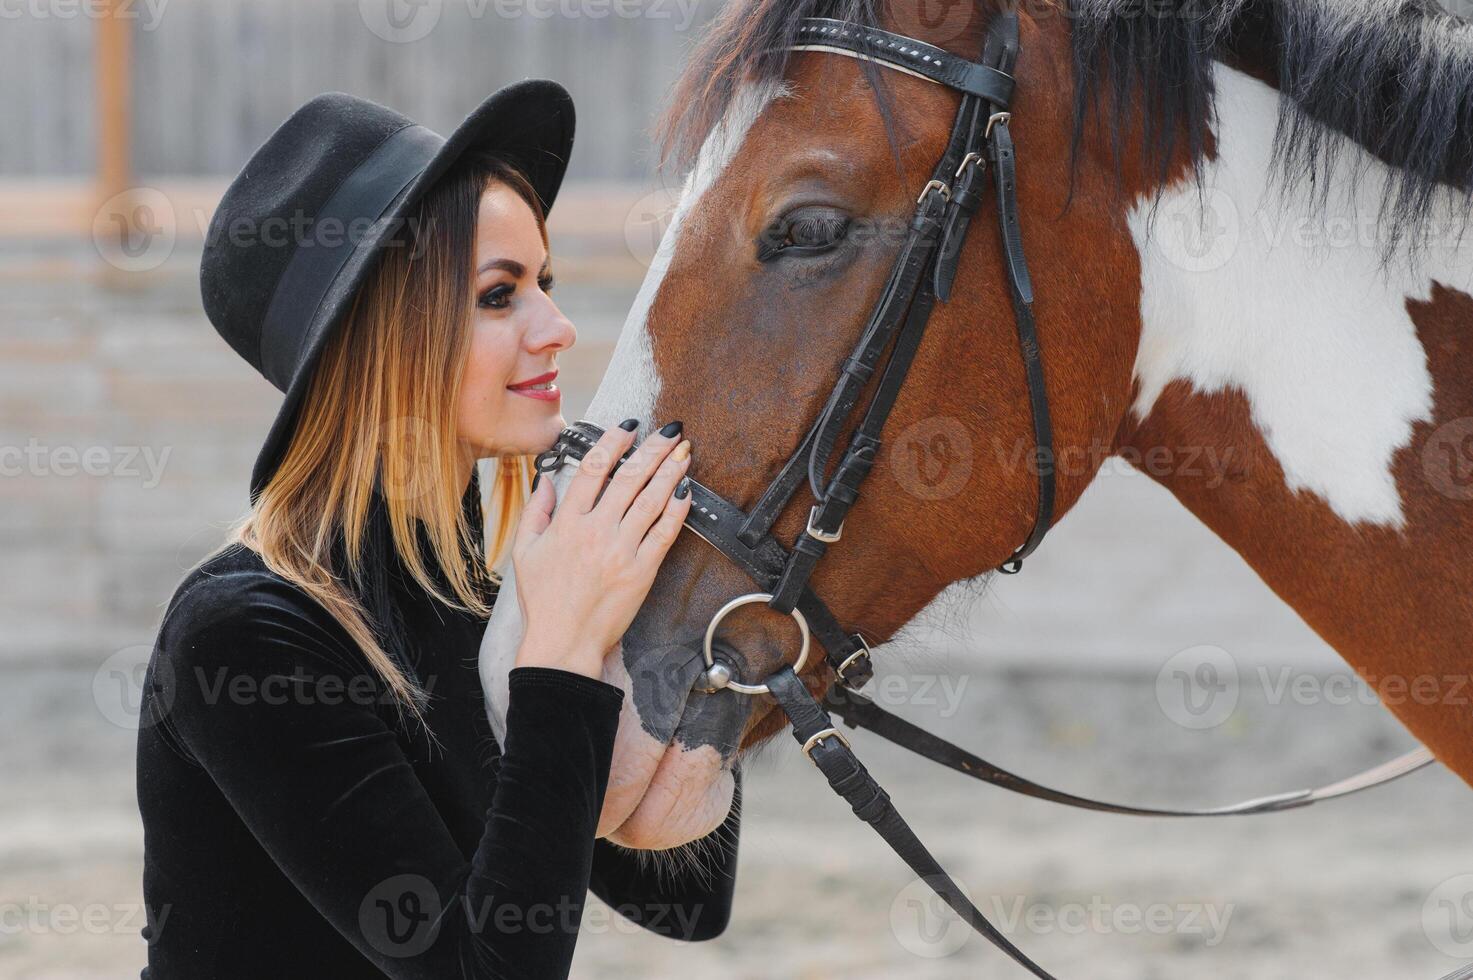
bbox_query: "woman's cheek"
[460,324,506,442]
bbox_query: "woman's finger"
[635,477,693,567]
[513,470,556,551]
[619,439,690,547]
[560,420,638,515]
[594,420,683,523]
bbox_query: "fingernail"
[675,478,690,499]
[672,439,690,461]
[530,471,541,493]
[659,420,683,438]
[618,418,638,431]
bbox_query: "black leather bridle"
[532,11,1436,977]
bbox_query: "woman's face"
[457,181,576,458]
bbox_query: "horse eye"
[756,208,851,261]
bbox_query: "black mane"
[659,0,1473,250]
[1075,0,1473,250]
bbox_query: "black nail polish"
[618,418,638,431]
[675,478,690,499]
[659,420,683,438]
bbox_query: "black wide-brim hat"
[199,79,575,501]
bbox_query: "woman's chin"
[469,412,567,458]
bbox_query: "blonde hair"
[228,154,549,718]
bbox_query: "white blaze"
[480,83,787,741]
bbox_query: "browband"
[790,18,1016,105]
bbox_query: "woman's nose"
[529,295,577,353]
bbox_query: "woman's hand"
[510,419,693,679]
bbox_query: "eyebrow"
[476,256,551,278]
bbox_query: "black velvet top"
[135,531,740,978]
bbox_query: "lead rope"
[821,681,1435,817]
[767,667,1059,980]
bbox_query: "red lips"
[507,368,560,402]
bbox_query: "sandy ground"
[3,657,1469,980]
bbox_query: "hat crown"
[199,92,431,389]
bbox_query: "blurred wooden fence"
[0,0,718,180]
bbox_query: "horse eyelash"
[756,214,849,262]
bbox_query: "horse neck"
[1114,60,1473,780]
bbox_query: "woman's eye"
[757,208,851,261]
[479,284,513,309]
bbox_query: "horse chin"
[600,739,735,849]
[592,652,739,849]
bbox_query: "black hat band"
[258,123,444,389]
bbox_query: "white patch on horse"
[479,82,788,741]
[1129,65,1468,528]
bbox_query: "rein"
[533,11,1440,976]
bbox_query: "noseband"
[532,11,1436,977]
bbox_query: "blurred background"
[3,1,1470,977]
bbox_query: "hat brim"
[248,79,575,501]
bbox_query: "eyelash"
[756,211,851,262]
[479,275,555,310]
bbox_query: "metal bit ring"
[697,593,810,696]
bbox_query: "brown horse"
[482,0,1473,854]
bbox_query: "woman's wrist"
[514,633,608,680]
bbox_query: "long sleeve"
[587,767,741,941]
[150,570,623,980]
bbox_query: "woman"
[135,81,739,978]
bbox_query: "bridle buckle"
[985,111,1011,138]
[802,726,850,761]
[806,504,844,543]
[916,178,951,205]
[834,633,872,687]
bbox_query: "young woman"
[135,81,739,978]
